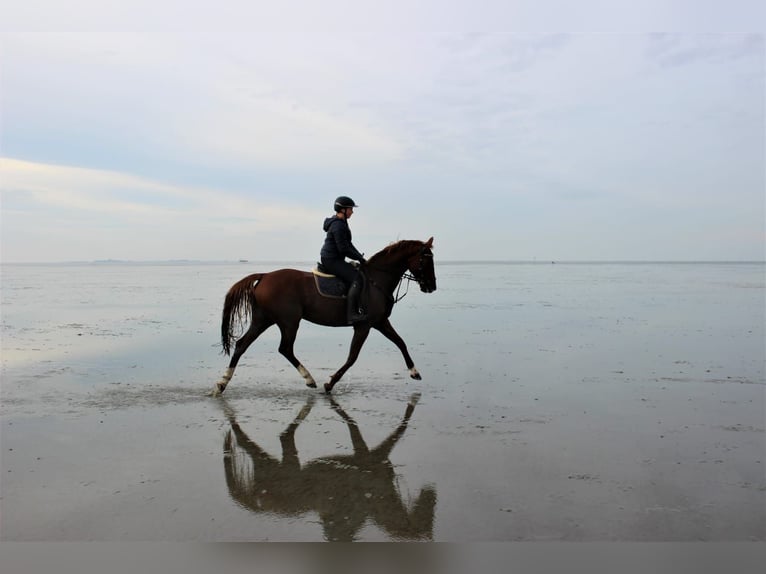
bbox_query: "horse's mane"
[368,240,426,265]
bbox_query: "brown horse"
[212,237,436,395]
[221,393,436,541]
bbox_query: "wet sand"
[1,262,764,541]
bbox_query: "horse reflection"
[222,393,436,541]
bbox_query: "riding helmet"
[334,196,359,212]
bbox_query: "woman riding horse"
[213,237,436,395]
[320,196,367,323]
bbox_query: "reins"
[365,265,421,305]
[394,271,418,303]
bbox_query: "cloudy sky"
[1,1,764,262]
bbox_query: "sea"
[1,261,764,542]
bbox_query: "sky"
[1,1,765,262]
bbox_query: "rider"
[321,196,368,323]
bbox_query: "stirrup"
[348,309,368,324]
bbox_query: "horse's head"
[407,237,436,293]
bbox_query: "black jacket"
[321,216,365,262]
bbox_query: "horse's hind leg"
[279,395,316,471]
[212,315,273,396]
[277,321,318,388]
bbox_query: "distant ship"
[239,259,249,263]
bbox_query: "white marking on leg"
[298,364,317,387]
[409,367,421,379]
[220,367,234,384]
[211,367,235,396]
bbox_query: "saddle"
[312,263,365,299]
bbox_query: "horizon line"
[2,259,765,266]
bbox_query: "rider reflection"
[221,393,436,542]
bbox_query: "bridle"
[364,245,434,305]
[395,248,434,303]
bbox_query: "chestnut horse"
[212,238,436,395]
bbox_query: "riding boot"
[346,280,368,324]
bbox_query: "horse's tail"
[221,273,264,355]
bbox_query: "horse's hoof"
[306,381,317,388]
[208,384,226,397]
[409,368,422,380]
[324,383,333,394]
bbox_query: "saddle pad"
[312,267,335,278]
[312,269,347,298]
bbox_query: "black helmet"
[334,196,358,212]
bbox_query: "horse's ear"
[425,237,433,248]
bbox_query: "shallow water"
[1,261,764,541]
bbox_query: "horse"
[221,393,436,541]
[212,237,436,395]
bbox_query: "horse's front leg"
[325,325,371,393]
[373,318,422,380]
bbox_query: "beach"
[1,261,764,541]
